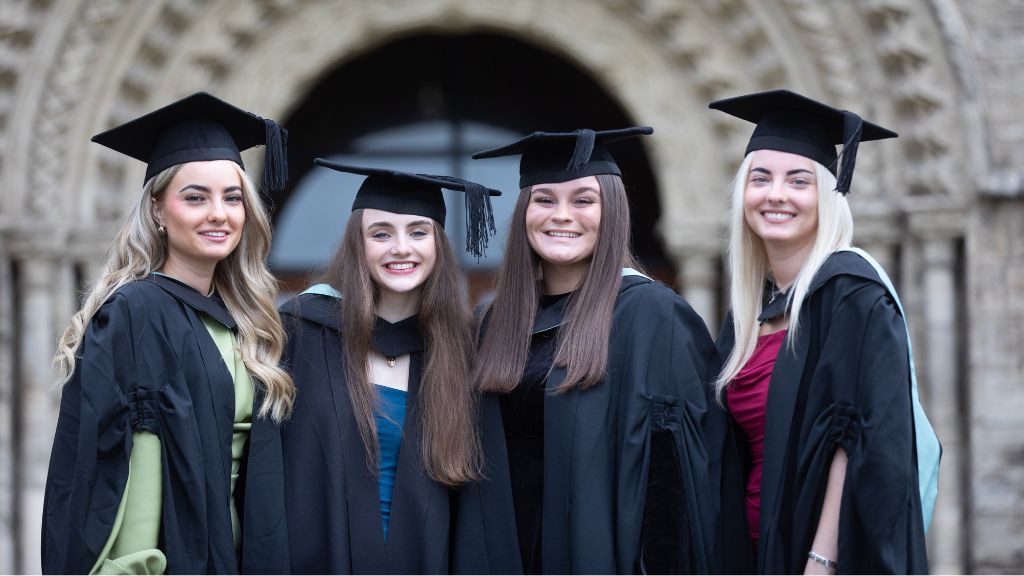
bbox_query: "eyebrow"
[749,167,814,176]
[367,220,432,229]
[177,184,243,193]
[530,186,600,195]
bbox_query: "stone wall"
[959,1,1024,572]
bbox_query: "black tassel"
[262,119,289,193]
[567,129,596,172]
[834,111,862,195]
[463,180,496,260]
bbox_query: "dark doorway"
[272,32,672,300]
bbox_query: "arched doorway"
[271,32,670,300]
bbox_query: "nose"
[208,197,227,223]
[552,199,572,223]
[390,233,412,255]
[766,180,787,203]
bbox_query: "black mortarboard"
[313,159,502,258]
[708,89,897,194]
[91,91,288,192]
[472,126,654,188]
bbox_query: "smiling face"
[743,149,820,255]
[153,160,246,283]
[362,208,438,301]
[524,175,602,288]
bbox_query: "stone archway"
[0,0,993,572]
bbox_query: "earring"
[158,225,166,235]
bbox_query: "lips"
[384,261,418,272]
[199,230,229,239]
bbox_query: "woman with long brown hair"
[42,92,294,574]
[273,161,498,573]
[451,128,722,574]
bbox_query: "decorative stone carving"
[0,0,47,218]
[26,0,126,218]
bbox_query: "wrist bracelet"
[808,550,838,570]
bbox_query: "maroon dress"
[726,329,787,547]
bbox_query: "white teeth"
[763,212,795,221]
[202,232,227,237]
[386,263,415,270]
[548,231,580,238]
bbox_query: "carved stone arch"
[159,0,731,243]
[58,0,985,317]
[2,0,988,245]
[58,0,736,261]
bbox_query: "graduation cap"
[91,91,288,193]
[472,126,654,188]
[313,159,502,258]
[708,89,897,195]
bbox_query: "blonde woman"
[710,90,932,574]
[42,92,294,574]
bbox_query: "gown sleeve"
[627,286,720,574]
[42,294,167,574]
[793,280,928,574]
[91,432,166,575]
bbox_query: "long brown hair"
[321,209,482,486]
[475,173,639,394]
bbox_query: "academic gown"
[41,274,288,574]
[452,274,722,574]
[715,251,930,574]
[275,291,449,574]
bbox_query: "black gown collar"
[532,292,572,334]
[757,280,790,323]
[146,273,236,329]
[757,250,895,323]
[371,315,424,357]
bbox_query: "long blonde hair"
[54,162,295,422]
[714,152,852,400]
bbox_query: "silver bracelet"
[808,550,838,570]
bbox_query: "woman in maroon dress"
[711,90,932,574]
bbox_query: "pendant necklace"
[385,355,397,368]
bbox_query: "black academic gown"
[41,274,288,574]
[452,274,722,574]
[715,251,930,574]
[275,292,449,574]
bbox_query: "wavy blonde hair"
[714,152,853,401]
[54,162,295,421]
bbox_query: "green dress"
[90,312,253,575]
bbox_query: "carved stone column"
[922,237,963,573]
[910,207,967,574]
[11,238,62,575]
[0,244,14,574]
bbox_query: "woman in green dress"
[42,92,294,574]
